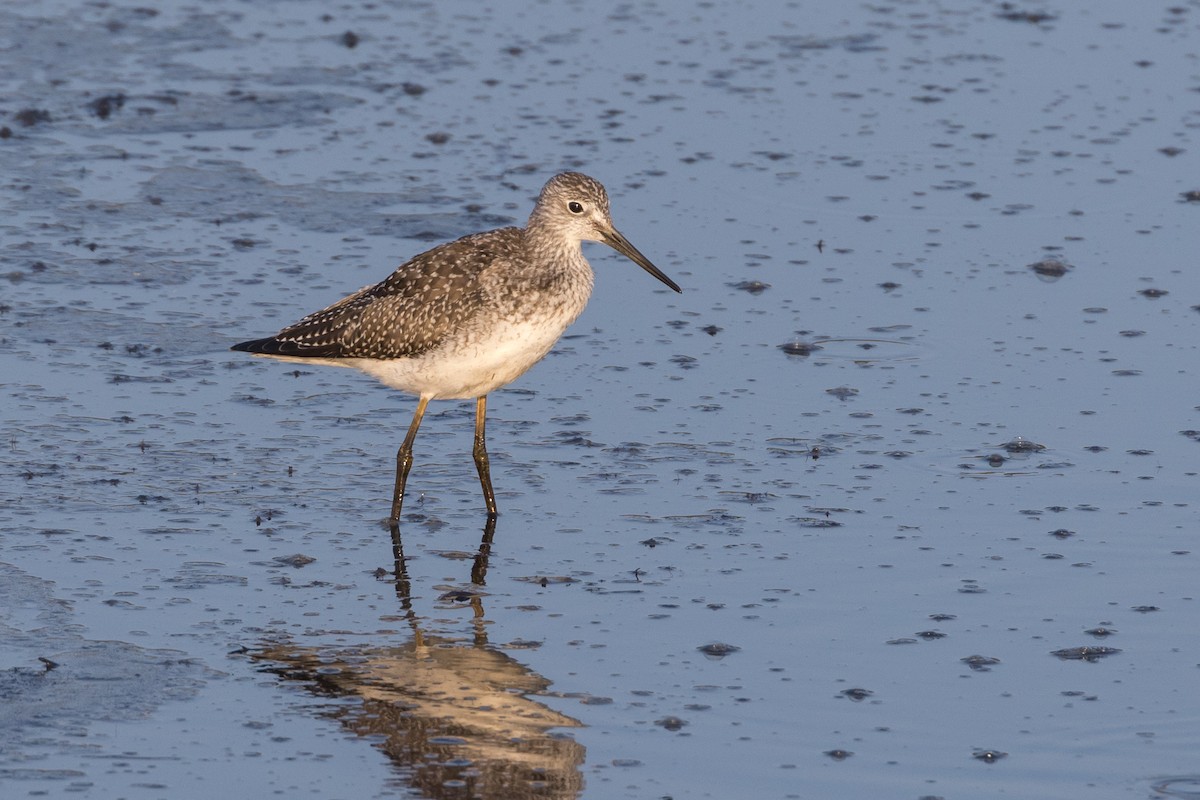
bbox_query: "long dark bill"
[601,228,682,293]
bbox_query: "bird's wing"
[233,229,522,359]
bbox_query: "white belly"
[348,316,573,399]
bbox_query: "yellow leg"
[473,395,499,518]
[390,395,430,526]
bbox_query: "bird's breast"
[354,300,585,400]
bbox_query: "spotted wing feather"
[232,229,523,359]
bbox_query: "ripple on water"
[1153,777,1200,799]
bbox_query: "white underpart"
[353,312,580,399]
[252,309,583,400]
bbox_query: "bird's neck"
[523,224,588,273]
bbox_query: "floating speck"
[1051,646,1122,662]
[273,553,315,568]
[778,341,822,357]
[89,94,126,120]
[15,108,51,126]
[961,655,1000,671]
[730,280,771,295]
[1002,437,1046,453]
[1029,258,1071,279]
[697,642,740,659]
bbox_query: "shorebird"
[232,172,681,525]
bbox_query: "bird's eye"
[568,201,584,214]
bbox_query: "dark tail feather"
[231,337,346,358]
[230,337,280,354]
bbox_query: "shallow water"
[2,1,1199,798]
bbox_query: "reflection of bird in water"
[255,633,583,799]
[232,172,680,526]
[253,521,582,799]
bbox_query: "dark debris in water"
[235,394,276,406]
[961,654,1000,671]
[669,354,698,370]
[1001,437,1045,454]
[655,716,688,731]
[824,749,853,761]
[790,517,843,529]
[274,553,316,568]
[995,2,1055,23]
[825,386,858,401]
[840,687,873,702]
[438,588,482,603]
[697,642,740,659]
[639,537,671,548]
[778,340,822,357]
[1051,646,1122,662]
[973,749,1008,763]
[512,575,578,586]
[88,93,126,120]
[1028,258,1071,279]
[729,280,770,295]
[719,491,777,504]
[14,108,51,126]
[1084,626,1117,638]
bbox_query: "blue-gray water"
[2,1,1199,798]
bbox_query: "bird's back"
[232,227,528,360]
